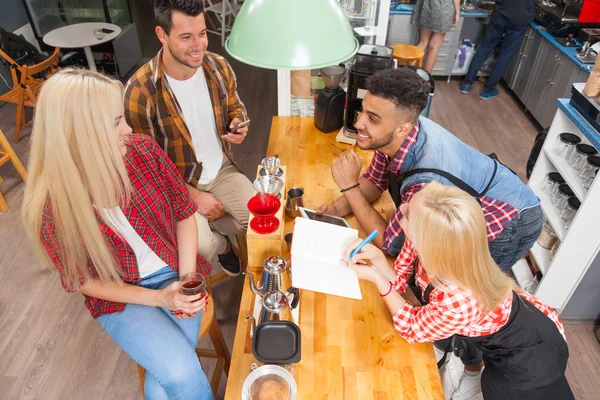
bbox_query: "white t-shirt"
[166,68,223,185]
[102,207,167,278]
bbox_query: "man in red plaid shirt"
[317,68,541,273]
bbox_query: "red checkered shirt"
[391,240,565,344]
[363,123,518,252]
[40,135,212,319]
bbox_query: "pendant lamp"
[225,0,359,70]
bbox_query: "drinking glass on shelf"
[290,103,301,117]
[567,144,598,171]
[551,184,574,209]
[579,156,600,190]
[179,273,208,297]
[93,28,105,40]
[541,172,564,197]
[553,133,581,159]
[560,197,581,229]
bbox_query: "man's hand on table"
[331,150,362,191]
[188,185,225,217]
[222,117,248,145]
[315,203,342,217]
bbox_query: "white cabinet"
[524,100,600,311]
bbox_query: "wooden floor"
[1,33,599,399]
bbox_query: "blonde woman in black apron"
[342,182,573,399]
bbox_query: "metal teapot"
[245,290,295,336]
[243,256,299,318]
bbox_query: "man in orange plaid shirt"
[124,0,253,276]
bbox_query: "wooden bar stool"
[390,44,425,68]
[136,290,231,396]
[0,128,27,212]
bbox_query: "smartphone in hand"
[230,119,250,134]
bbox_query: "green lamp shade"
[225,0,359,70]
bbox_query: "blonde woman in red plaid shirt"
[343,182,573,400]
[23,69,214,400]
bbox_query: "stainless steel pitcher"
[285,187,304,218]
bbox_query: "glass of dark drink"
[179,273,207,297]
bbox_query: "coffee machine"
[314,66,346,133]
[343,44,394,139]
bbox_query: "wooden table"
[224,117,444,399]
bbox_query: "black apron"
[422,288,574,400]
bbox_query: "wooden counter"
[224,117,444,399]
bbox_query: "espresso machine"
[534,0,600,36]
[343,44,394,139]
[314,66,346,133]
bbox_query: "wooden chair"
[207,210,248,284]
[0,45,60,142]
[0,128,27,212]
[390,44,425,68]
[136,279,232,396]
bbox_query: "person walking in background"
[412,0,461,72]
[460,0,535,100]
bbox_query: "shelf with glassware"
[515,99,600,311]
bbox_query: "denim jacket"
[400,117,540,212]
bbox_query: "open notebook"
[291,217,362,300]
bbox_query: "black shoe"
[218,236,241,276]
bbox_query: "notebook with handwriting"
[291,217,362,300]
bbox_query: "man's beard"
[358,129,395,150]
[167,42,203,69]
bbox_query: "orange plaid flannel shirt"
[124,49,248,187]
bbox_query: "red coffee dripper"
[247,193,281,234]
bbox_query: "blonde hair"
[23,69,131,290]
[408,182,514,311]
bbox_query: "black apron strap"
[399,168,482,198]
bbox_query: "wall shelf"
[531,183,566,241]
[543,147,586,202]
[527,100,600,311]
[530,242,551,275]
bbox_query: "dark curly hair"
[366,68,429,122]
[155,0,204,35]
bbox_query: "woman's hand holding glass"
[341,240,388,282]
[159,274,209,320]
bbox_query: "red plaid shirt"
[40,135,211,319]
[391,240,565,343]
[363,123,518,252]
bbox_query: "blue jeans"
[97,266,214,400]
[464,12,529,91]
[488,205,543,273]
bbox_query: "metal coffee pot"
[243,256,299,323]
[246,290,295,335]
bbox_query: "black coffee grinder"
[344,44,394,139]
[314,66,346,133]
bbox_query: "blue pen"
[346,229,379,263]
